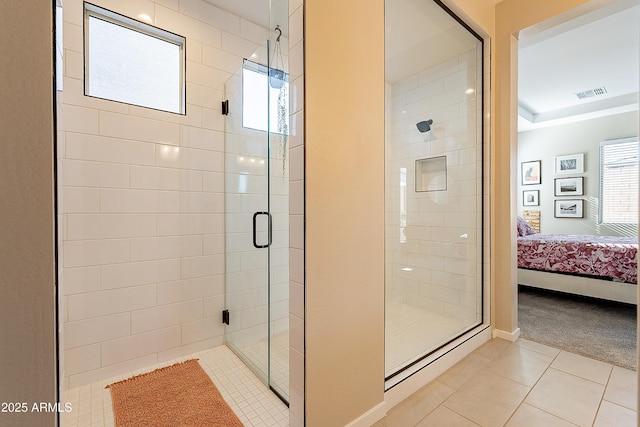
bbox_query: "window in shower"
[84,3,185,114]
[242,62,289,135]
[385,0,486,384]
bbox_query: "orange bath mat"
[106,359,244,426]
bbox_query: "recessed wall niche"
[415,156,447,192]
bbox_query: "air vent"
[576,87,607,100]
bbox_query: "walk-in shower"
[55,0,291,420]
[385,0,487,384]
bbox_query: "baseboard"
[492,327,521,342]
[345,401,387,427]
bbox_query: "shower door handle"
[252,211,272,249]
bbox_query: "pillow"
[517,216,536,236]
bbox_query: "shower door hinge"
[221,100,229,115]
[222,309,230,325]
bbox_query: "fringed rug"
[106,359,244,426]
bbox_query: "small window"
[600,137,639,224]
[84,3,185,114]
[242,61,289,135]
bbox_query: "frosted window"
[242,66,289,135]
[85,5,184,114]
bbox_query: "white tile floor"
[238,331,290,399]
[385,301,474,375]
[61,345,289,427]
[377,338,638,427]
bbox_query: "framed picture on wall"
[554,177,584,196]
[555,153,584,175]
[554,199,584,218]
[523,190,539,206]
[521,160,541,185]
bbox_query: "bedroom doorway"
[515,0,639,371]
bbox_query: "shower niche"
[415,156,447,192]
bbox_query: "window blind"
[600,138,639,224]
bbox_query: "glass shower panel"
[385,0,484,379]
[224,33,290,403]
[224,42,271,385]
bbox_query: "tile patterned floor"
[375,338,638,427]
[385,301,473,375]
[238,331,290,398]
[61,338,637,427]
[61,345,289,427]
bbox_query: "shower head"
[416,119,433,133]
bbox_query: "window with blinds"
[600,137,639,224]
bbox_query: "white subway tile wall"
[385,47,484,375]
[60,0,270,388]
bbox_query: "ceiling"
[201,0,288,35]
[518,0,639,132]
[385,0,480,83]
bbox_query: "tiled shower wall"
[59,0,270,388]
[288,0,304,425]
[385,47,483,323]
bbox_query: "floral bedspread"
[517,234,638,284]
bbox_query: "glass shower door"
[224,42,271,387]
[224,38,289,403]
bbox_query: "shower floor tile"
[61,345,289,427]
[238,330,290,398]
[385,301,475,375]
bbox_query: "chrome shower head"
[416,119,433,133]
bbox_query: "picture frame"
[554,177,584,196]
[523,190,539,206]
[555,153,584,175]
[521,160,541,185]
[554,199,584,218]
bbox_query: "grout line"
[492,340,562,426]
[591,366,616,427]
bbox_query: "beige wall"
[0,1,57,426]
[304,0,385,424]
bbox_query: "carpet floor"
[518,285,637,371]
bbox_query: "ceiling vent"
[576,87,607,100]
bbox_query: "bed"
[516,217,638,304]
